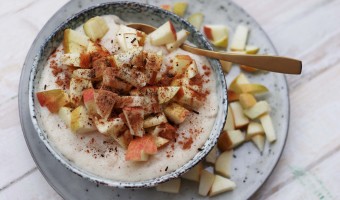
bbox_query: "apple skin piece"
[123,33,139,50]
[182,162,203,182]
[218,130,245,151]
[245,45,260,54]
[230,24,249,51]
[149,21,177,46]
[126,135,157,161]
[229,101,249,128]
[173,2,188,17]
[220,60,232,73]
[154,136,169,148]
[69,78,93,106]
[203,25,229,48]
[239,93,257,109]
[123,107,145,137]
[223,105,235,131]
[157,86,180,104]
[187,13,204,29]
[205,146,218,164]
[198,170,215,196]
[70,106,96,134]
[83,16,109,42]
[94,117,125,138]
[185,60,199,79]
[227,90,239,102]
[260,113,276,143]
[229,73,250,93]
[156,178,181,194]
[58,107,72,127]
[209,175,236,197]
[166,29,189,52]
[238,84,268,94]
[215,150,233,178]
[172,54,193,75]
[63,29,89,53]
[143,112,168,128]
[36,89,69,113]
[160,4,172,11]
[246,122,265,140]
[252,134,265,152]
[164,102,190,124]
[244,101,271,119]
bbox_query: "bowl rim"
[19,1,228,188]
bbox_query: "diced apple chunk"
[124,33,139,49]
[61,53,81,67]
[239,93,257,109]
[83,16,109,41]
[72,69,95,80]
[154,136,169,148]
[126,135,157,161]
[246,122,265,139]
[166,29,189,51]
[63,29,89,53]
[149,21,177,46]
[156,178,181,194]
[198,170,215,196]
[218,130,245,151]
[164,102,190,124]
[185,60,199,79]
[143,112,168,128]
[252,134,265,152]
[173,2,188,17]
[229,101,249,128]
[244,101,271,119]
[205,146,218,164]
[123,107,145,137]
[230,24,249,51]
[215,150,233,178]
[172,55,193,75]
[209,175,236,196]
[227,90,239,102]
[175,87,203,109]
[70,106,96,134]
[182,162,203,182]
[157,86,180,104]
[94,117,124,138]
[36,89,69,113]
[69,78,92,106]
[260,113,276,143]
[223,106,235,131]
[58,107,72,127]
[220,60,232,73]
[229,73,250,93]
[187,13,204,29]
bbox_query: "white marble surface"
[0,0,339,199]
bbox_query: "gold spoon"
[127,23,302,75]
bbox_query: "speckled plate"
[19,0,289,199]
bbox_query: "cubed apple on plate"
[218,130,245,151]
[182,162,203,182]
[156,178,181,194]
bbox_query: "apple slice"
[220,60,232,73]
[203,25,228,48]
[156,178,181,193]
[172,54,193,75]
[69,78,92,106]
[160,4,172,11]
[72,69,95,80]
[229,73,250,93]
[182,162,203,182]
[260,113,276,143]
[166,29,189,51]
[61,53,81,67]
[230,24,249,51]
[154,136,169,148]
[205,146,218,164]
[173,2,188,17]
[149,21,177,46]
[209,175,236,196]
[123,107,145,137]
[223,105,235,131]
[83,16,109,41]
[157,86,180,104]
[187,13,204,29]
[94,117,125,138]
[185,60,199,79]
[70,106,96,134]
[143,112,168,128]
[198,170,215,196]
[246,122,265,140]
[252,134,265,152]
[102,68,133,93]
[155,123,177,141]
[215,150,233,178]
[229,101,249,128]
[164,102,190,124]
[58,107,72,127]
[245,45,260,54]
[244,101,271,119]
[126,135,157,161]
[36,89,69,113]
[218,130,245,151]
[174,87,203,109]
[94,90,118,119]
[239,93,257,109]
[82,88,96,115]
[63,29,89,53]
[227,90,239,102]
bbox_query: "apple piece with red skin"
[166,29,190,52]
[123,107,145,137]
[149,21,177,46]
[69,78,92,106]
[218,130,245,151]
[36,89,69,113]
[203,25,228,48]
[229,101,249,128]
[125,135,157,161]
[82,88,96,115]
[227,90,239,102]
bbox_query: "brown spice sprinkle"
[182,137,193,150]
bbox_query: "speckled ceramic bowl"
[21,2,227,188]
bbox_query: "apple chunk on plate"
[156,178,181,193]
[218,130,245,151]
[230,24,249,51]
[125,135,157,161]
[215,150,233,178]
[149,21,177,46]
[182,162,203,182]
[203,25,229,48]
[198,170,215,196]
[260,113,276,143]
[230,101,249,128]
[209,175,236,197]
[244,101,271,119]
[36,89,69,113]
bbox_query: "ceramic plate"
[19,0,289,199]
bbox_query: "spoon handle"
[181,45,302,74]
